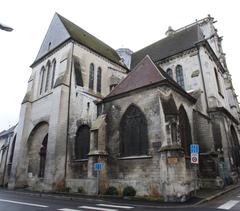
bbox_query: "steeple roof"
[32,13,124,68]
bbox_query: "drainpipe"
[196,45,209,113]
[64,41,75,183]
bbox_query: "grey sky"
[0,0,239,131]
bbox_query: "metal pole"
[96,170,99,195]
[194,165,197,196]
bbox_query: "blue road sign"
[94,163,103,171]
[190,144,199,154]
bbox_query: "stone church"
[5,13,240,202]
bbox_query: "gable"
[106,55,165,98]
[34,14,71,63]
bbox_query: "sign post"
[94,163,103,195]
[190,144,199,196]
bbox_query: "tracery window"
[176,65,185,89]
[89,63,94,90]
[51,59,56,89]
[97,67,102,93]
[120,105,148,156]
[166,68,173,78]
[75,125,90,160]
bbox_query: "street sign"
[190,144,199,154]
[94,163,103,171]
[191,153,199,164]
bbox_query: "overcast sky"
[0,0,239,131]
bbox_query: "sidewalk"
[1,183,240,208]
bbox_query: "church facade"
[6,14,240,202]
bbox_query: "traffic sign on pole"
[191,153,199,164]
[190,144,199,154]
[94,163,103,171]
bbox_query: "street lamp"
[0,22,13,32]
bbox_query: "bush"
[123,186,136,197]
[105,186,118,195]
[77,186,85,193]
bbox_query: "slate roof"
[105,55,196,103]
[131,24,204,69]
[0,124,16,138]
[33,13,125,68]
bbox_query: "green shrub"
[77,186,84,193]
[123,186,136,197]
[105,186,118,195]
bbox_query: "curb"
[194,184,240,206]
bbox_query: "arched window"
[120,105,148,156]
[38,134,48,178]
[166,68,173,78]
[230,125,240,170]
[39,67,45,95]
[179,106,192,156]
[45,61,51,92]
[171,122,177,143]
[75,125,90,160]
[7,135,16,176]
[89,63,94,90]
[74,57,83,86]
[51,59,56,89]
[214,68,221,93]
[176,65,185,89]
[97,67,102,93]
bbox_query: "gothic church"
[3,13,240,202]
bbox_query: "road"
[0,188,240,211]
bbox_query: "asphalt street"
[0,188,240,211]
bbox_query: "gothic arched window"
[45,61,51,92]
[176,65,185,89]
[166,68,173,78]
[51,59,56,89]
[214,68,221,93]
[120,105,148,156]
[89,63,94,90]
[39,67,45,95]
[75,125,90,160]
[179,106,192,156]
[230,125,240,170]
[38,134,48,178]
[97,67,102,93]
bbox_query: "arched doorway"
[27,122,49,178]
[179,106,192,156]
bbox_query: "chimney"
[165,26,175,36]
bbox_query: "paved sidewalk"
[194,182,240,205]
